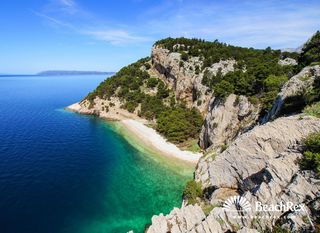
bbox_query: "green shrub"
[144,63,151,69]
[140,96,166,120]
[271,225,291,233]
[303,133,320,153]
[303,102,320,118]
[300,132,320,177]
[146,78,159,88]
[304,78,320,104]
[195,65,200,74]
[202,204,220,216]
[299,31,320,66]
[213,80,234,99]
[179,61,184,68]
[156,106,203,142]
[124,101,138,113]
[156,81,170,99]
[264,75,288,91]
[183,180,203,205]
[86,57,150,100]
[181,51,189,61]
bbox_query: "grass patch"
[310,61,320,66]
[201,203,221,216]
[179,139,201,153]
[183,180,203,205]
[300,132,320,177]
[303,102,320,118]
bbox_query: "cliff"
[68,38,298,149]
[147,115,320,233]
[199,94,260,151]
[262,65,320,123]
[69,34,320,232]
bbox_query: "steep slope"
[147,115,320,233]
[262,65,320,123]
[67,36,320,232]
[144,32,320,233]
[68,38,298,151]
[199,94,260,151]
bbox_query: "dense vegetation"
[155,38,297,67]
[303,102,320,118]
[300,132,320,177]
[86,57,150,101]
[281,75,320,116]
[156,106,203,142]
[298,31,320,67]
[183,180,203,205]
[85,57,203,143]
[155,37,297,115]
[86,33,319,144]
[285,40,320,116]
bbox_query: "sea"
[0,74,192,233]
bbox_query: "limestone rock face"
[147,115,320,233]
[199,94,259,150]
[205,59,237,76]
[146,204,240,233]
[262,65,320,123]
[196,115,320,189]
[66,97,146,121]
[146,204,261,233]
[151,46,236,114]
[151,47,198,108]
[195,115,320,231]
[278,57,298,66]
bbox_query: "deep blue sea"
[0,75,192,233]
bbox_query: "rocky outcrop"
[199,94,260,150]
[66,97,146,121]
[147,115,320,232]
[262,65,320,123]
[196,115,320,231]
[151,46,236,114]
[151,47,199,108]
[146,204,259,233]
[278,57,298,66]
[205,59,237,76]
[196,115,320,189]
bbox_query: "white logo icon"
[223,195,251,212]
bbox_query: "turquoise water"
[0,75,193,233]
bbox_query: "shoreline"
[66,103,202,164]
[120,119,202,164]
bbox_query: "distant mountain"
[0,74,35,77]
[37,70,114,76]
[281,45,303,53]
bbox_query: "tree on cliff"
[299,31,320,66]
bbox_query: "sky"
[0,0,319,74]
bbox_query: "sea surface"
[0,75,193,233]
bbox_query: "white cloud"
[35,0,320,48]
[33,11,75,29]
[143,1,320,48]
[35,0,150,45]
[59,0,75,7]
[84,29,150,45]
